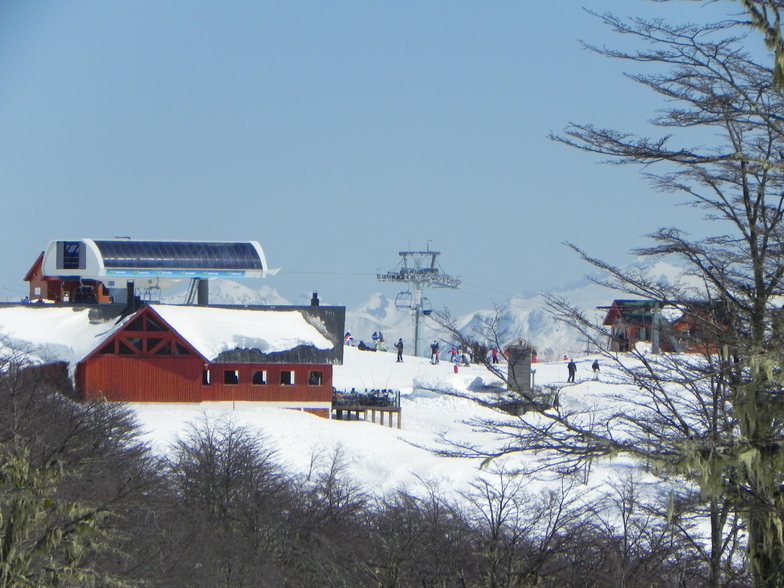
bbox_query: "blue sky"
[0,1,752,314]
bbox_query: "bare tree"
[424,6,784,586]
[548,8,784,586]
[363,480,475,588]
[459,468,595,588]
[0,350,157,587]
[548,6,784,585]
[165,415,292,587]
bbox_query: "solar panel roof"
[93,241,264,270]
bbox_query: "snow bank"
[152,305,333,359]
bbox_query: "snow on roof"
[0,303,335,368]
[149,304,333,360]
[660,305,683,323]
[0,305,121,365]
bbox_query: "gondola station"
[10,239,347,418]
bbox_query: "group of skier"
[344,330,388,352]
[349,331,601,382]
[349,332,488,367]
[567,358,601,383]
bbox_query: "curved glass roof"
[93,241,264,270]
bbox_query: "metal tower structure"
[377,247,461,357]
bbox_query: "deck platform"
[331,389,402,428]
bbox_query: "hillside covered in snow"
[134,345,658,504]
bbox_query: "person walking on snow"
[491,348,499,364]
[395,338,404,362]
[430,340,440,364]
[461,347,470,367]
[592,359,600,380]
[567,359,577,383]
[378,331,386,351]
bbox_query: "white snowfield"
[133,347,663,503]
[0,306,117,365]
[0,303,683,508]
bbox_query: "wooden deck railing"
[332,389,401,428]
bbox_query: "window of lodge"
[224,370,239,385]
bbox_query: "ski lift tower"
[377,247,461,357]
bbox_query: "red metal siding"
[200,363,332,403]
[78,356,204,402]
[75,304,335,414]
[78,357,333,405]
[303,408,330,418]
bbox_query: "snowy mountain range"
[161,259,688,362]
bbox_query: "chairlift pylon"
[378,247,460,357]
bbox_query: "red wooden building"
[14,238,344,417]
[0,302,344,418]
[601,299,726,353]
[79,304,343,417]
[23,252,110,303]
[601,299,658,352]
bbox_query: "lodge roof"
[92,240,264,271]
[0,302,338,369]
[148,304,333,361]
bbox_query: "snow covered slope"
[132,346,655,503]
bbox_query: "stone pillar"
[507,345,532,397]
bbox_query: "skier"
[395,338,404,362]
[430,340,440,364]
[567,359,577,383]
[461,347,470,367]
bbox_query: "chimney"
[311,292,319,306]
[197,278,209,306]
